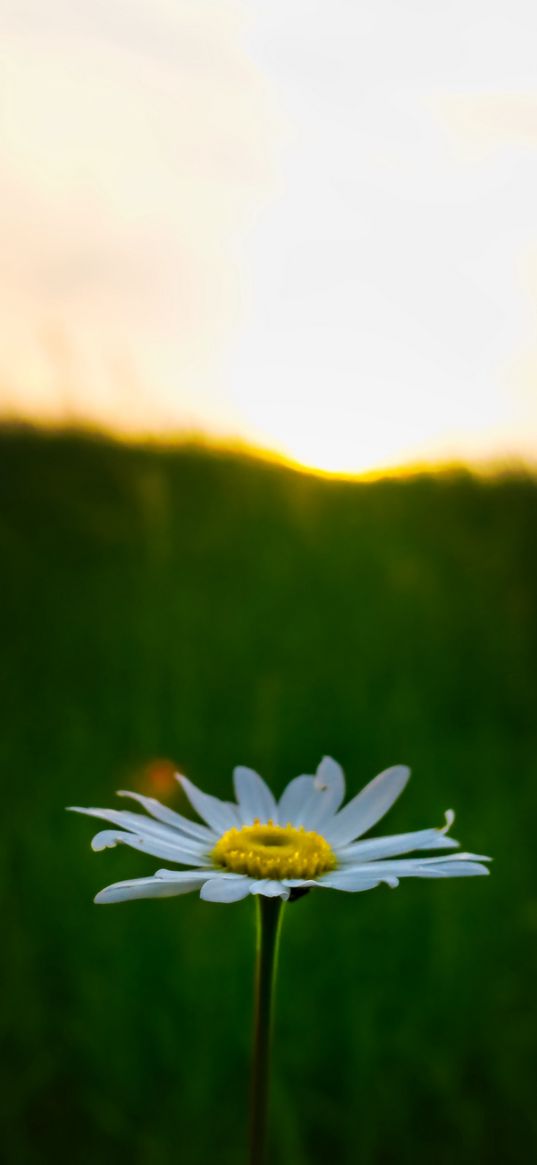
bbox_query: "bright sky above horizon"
[1,0,537,474]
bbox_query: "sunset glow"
[1,1,537,475]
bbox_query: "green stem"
[248,895,285,1165]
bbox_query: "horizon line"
[1,415,536,485]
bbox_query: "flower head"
[69,758,490,904]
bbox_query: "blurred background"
[1,2,537,1163]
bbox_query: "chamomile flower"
[69,757,490,903]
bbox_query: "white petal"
[178,776,240,833]
[313,755,345,806]
[277,775,316,825]
[116,790,215,842]
[280,873,393,892]
[90,829,211,866]
[233,767,277,825]
[69,805,210,847]
[340,853,491,879]
[154,866,210,879]
[338,814,459,863]
[300,756,346,830]
[318,871,391,892]
[281,878,318,888]
[94,871,207,904]
[199,875,253,902]
[314,754,342,792]
[324,765,411,847]
[413,862,490,877]
[249,879,290,900]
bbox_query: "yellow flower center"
[212,819,337,880]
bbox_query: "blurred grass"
[1,426,536,1164]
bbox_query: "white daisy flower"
[69,757,490,904]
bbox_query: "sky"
[1,0,537,474]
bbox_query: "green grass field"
[2,427,536,1164]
